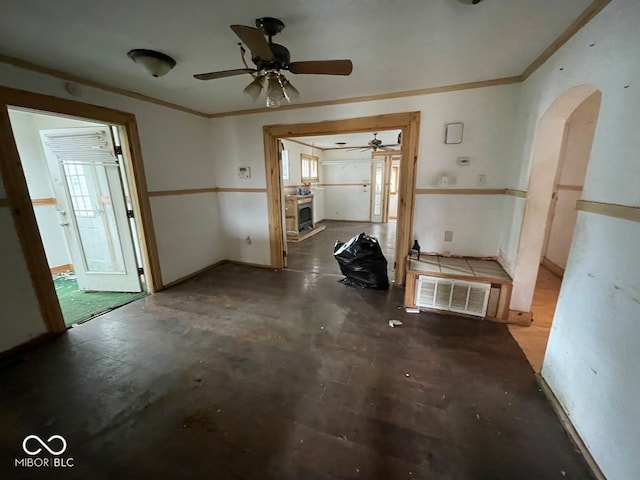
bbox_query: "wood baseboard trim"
[162,260,228,289]
[148,187,218,197]
[227,260,276,270]
[0,332,59,359]
[508,309,533,326]
[216,188,267,193]
[148,187,268,197]
[415,188,505,195]
[576,200,640,223]
[536,375,606,480]
[31,197,57,206]
[504,189,527,198]
[320,183,371,187]
[541,257,564,279]
[556,184,583,192]
[50,264,73,275]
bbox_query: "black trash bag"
[333,233,389,290]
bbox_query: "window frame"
[300,153,319,183]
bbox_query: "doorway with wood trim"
[8,108,148,326]
[263,112,420,286]
[509,86,601,372]
[371,150,402,223]
[278,132,402,280]
[0,87,161,334]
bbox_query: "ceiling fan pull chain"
[238,44,256,78]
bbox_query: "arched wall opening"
[511,85,602,316]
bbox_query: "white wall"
[510,1,640,478]
[414,194,504,257]
[8,109,106,270]
[322,149,372,222]
[211,84,521,263]
[0,209,46,352]
[0,64,226,351]
[497,195,525,275]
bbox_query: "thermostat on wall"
[238,166,251,179]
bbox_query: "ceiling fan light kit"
[127,49,176,77]
[243,76,264,101]
[194,17,353,108]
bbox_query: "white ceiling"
[0,0,593,115]
[291,131,402,150]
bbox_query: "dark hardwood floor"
[0,228,593,478]
[287,220,397,280]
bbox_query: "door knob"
[59,222,69,226]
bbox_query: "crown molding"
[0,1,610,118]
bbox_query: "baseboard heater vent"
[415,275,491,317]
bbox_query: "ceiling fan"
[194,17,353,108]
[351,133,400,152]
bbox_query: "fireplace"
[298,202,313,232]
[285,194,317,240]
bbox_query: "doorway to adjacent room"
[509,86,601,372]
[0,87,161,333]
[8,108,148,326]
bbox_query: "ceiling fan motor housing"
[253,43,291,70]
[255,17,285,37]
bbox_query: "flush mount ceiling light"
[127,49,176,77]
[457,0,485,4]
[193,16,352,108]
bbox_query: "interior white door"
[370,159,384,223]
[40,127,142,292]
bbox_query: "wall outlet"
[444,230,453,242]
[477,174,486,186]
[245,236,252,245]
[440,175,449,187]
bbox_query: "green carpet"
[53,275,147,326]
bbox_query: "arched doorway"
[510,85,602,371]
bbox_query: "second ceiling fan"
[194,17,353,108]
[351,133,400,152]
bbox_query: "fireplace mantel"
[285,194,314,237]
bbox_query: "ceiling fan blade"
[194,68,256,80]
[230,25,274,61]
[288,60,353,76]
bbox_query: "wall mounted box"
[445,122,464,144]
